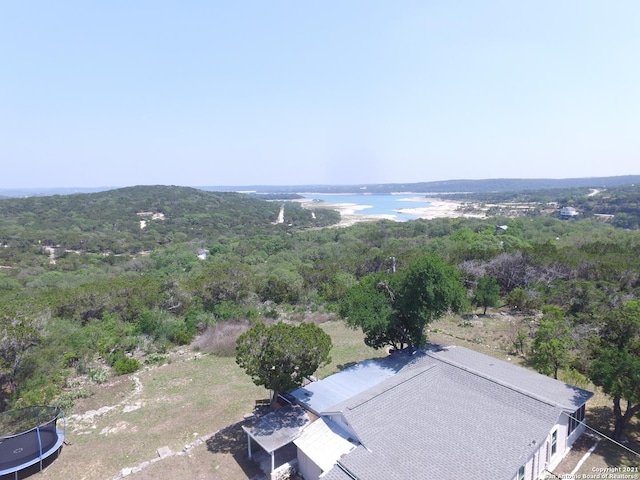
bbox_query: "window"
[568,404,586,435]
[517,465,525,480]
[551,429,558,457]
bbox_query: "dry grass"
[316,320,385,377]
[38,318,378,480]
[40,351,267,480]
[190,312,335,358]
[191,320,251,356]
[285,311,334,325]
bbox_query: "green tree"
[339,255,468,350]
[338,273,397,348]
[259,268,305,304]
[530,305,573,379]
[236,322,332,409]
[472,276,501,315]
[504,287,541,313]
[588,300,640,441]
[190,262,253,311]
[0,303,44,411]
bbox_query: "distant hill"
[0,186,115,198]
[0,185,339,255]
[2,175,639,198]
[199,175,640,194]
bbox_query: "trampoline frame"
[0,406,66,479]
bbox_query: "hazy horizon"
[3,174,640,195]
[2,2,639,188]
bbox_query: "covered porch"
[242,404,311,474]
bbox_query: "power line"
[562,411,640,459]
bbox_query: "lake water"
[301,194,432,221]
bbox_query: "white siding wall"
[511,441,548,480]
[510,411,588,480]
[324,413,359,443]
[548,413,569,471]
[297,447,323,480]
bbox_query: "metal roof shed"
[289,351,425,415]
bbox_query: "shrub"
[213,301,258,322]
[88,367,109,384]
[13,385,60,409]
[184,309,214,333]
[136,308,197,346]
[108,351,141,375]
[112,356,141,375]
[562,367,589,389]
[504,288,542,312]
[169,324,194,345]
[62,352,80,368]
[144,353,169,365]
[55,388,92,412]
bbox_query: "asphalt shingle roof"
[427,346,592,409]
[335,362,558,480]
[313,345,593,480]
[322,465,357,480]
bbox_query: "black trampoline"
[0,406,65,479]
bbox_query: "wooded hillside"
[1,181,640,448]
[0,185,339,256]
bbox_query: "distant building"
[559,207,579,219]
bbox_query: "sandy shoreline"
[300,197,474,227]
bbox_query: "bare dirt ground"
[32,313,639,480]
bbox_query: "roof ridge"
[424,349,565,409]
[325,363,439,414]
[349,363,439,410]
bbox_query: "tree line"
[1,185,640,442]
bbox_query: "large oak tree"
[339,255,468,350]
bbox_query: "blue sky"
[1,1,639,188]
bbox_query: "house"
[560,207,579,219]
[244,345,592,480]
